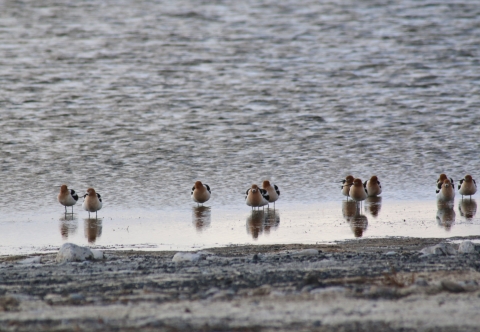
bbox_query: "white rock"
[458,241,476,254]
[56,243,94,263]
[18,257,42,264]
[91,249,104,260]
[290,249,319,256]
[172,252,202,262]
[420,243,457,256]
[385,251,397,256]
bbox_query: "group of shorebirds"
[58,173,477,217]
[57,180,281,216]
[340,175,383,202]
[58,185,102,217]
[191,180,281,210]
[340,173,477,203]
[435,173,477,201]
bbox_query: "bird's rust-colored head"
[465,175,473,182]
[194,181,203,189]
[370,175,378,182]
[86,188,97,196]
[353,178,363,187]
[345,175,354,183]
[251,184,259,193]
[60,185,68,193]
[262,180,271,188]
[438,173,447,182]
[443,179,451,187]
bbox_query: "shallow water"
[0,0,479,254]
[0,198,478,255]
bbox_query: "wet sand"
[1,236,480,331]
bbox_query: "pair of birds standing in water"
[341,175,382,202]
[436,173,477,201]
[191,180,280,209]
[57,185,102,217]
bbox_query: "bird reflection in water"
[436,202,455,230]
[192,206,211,232]
[246,209,280,239]
[59,214,78,240]
[365,196,382,218]
[342,200,368,237]
[84,218,103,244]
[458,199,477,221]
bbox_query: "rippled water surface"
[0,0,479,254]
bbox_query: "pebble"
[441,280,465,293]
[420,243,457,256]
[56,243,97,263]
[385,251,397,256]
[290,249,319,257]
[458,241,476,254]
[172,252,202,262]
[18,257,42,264]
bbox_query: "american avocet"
[349,178,367,203]
[364,175,382,197]
[437,173,454,188]
[340,175,355,199]
[262,180,280,208]
[191,181,211,206]
[58,185,79,214]
[437,179,455,202]
[245,184,269,209]
[458,175,477,199]
[83,188,102,218]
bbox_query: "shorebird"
[437,173,454,188]
[245,184,269,209]
[261,180,280,208]
[458,175,477,199]
[436,179,455,202]
[58,185,79,214]
[83,188,103,218]
[364,175,382,197]
[191,181,211,206]
[340,175,355,199]
[349,178,368,203]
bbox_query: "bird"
[364,175,382,197]
[437,179,455,202]
[349,178,368,203]
[458,175,477,199]
[340,175,355,199]
[191,181,211,206]
[245,184,269,209]
[83,188,103,218]
[261,180,280,208]
[437,173,454,187]
[58,185,79,214]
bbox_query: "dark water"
[0,0,479,212]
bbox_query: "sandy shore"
[1,237,480,331]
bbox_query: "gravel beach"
[1,237,480,331]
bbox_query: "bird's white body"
[349,179,368,202]
[458,175,477,198]
[246,185,269,208]
[262,181,280,204]
[83,189,103,213]
[191,181,211,204]
[364,176,382,197]
[437,179,455,202]
[341,175,354,198]
[58,185,79,213]
[58,190,78,207]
